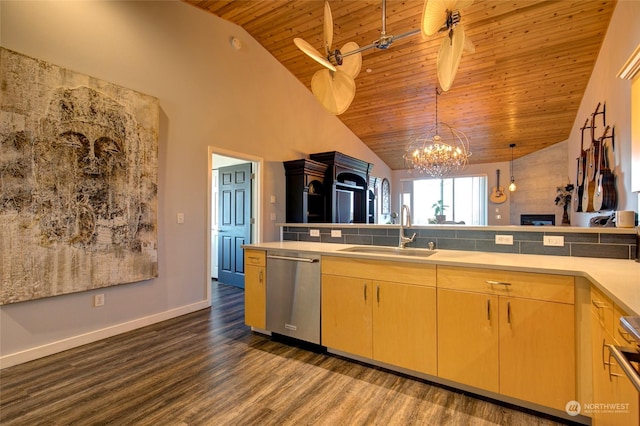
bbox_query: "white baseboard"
[0,300,211,369]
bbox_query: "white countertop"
[279,223,638,234]
[244,241,640,315]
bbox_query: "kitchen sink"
[338,246,436,257]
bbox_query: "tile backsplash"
[282,225,637,260]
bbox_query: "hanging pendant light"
[403,88,471,178]
[508,143,517,192]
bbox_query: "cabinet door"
[589,306,640,426]
[437,289,499,392]
[244,264,266,328]
[591,309,619,426]
[499,297,575,411]
[244,265,267,329]
[610,304,640,426]
[373,281,437,375]
[321,274,373,358]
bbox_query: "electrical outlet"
[176,213,185,224]
[309,229,320,237]
[495,235,513,245]
[94,294,105,307]
[331,230,342,238]
[544,235,564,247]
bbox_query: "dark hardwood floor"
[0,282,569,425]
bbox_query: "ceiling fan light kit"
[294,0,474,114]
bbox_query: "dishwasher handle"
[267,254,319,263]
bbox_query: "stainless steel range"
[608,316,640,392]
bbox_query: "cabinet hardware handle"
[606,350,623,380]
[617,328,636,344]
[487,299,491,321]
[249,256,261,262]
[376,285,380,303]
[507,301,511,324]
[363,283,367,301]
[259,270,263,283]
[607,344,640,391]
[602,338,612,368]
[486,280,511,286]
[591,299,608,309]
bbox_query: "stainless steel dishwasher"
[266,251,321,344]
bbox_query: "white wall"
[566,0,640,226]
[509,141,569,226]
[0,0,391,366]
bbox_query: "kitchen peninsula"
[243,224,640,425]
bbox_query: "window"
[402,175,487,225]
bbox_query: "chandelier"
[403,89,471,178]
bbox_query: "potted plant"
[432,199,448,224]
[554,184,574,225]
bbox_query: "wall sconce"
[508,143,517,192]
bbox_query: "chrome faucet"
[399,205,416,248]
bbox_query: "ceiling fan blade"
[294,37,337,72]
[437,26,465,91]
[311,69,356,115]
[463,29,475,54]
[454,0,475,10]
[422,0,457,36]
[323,0,334,56]
[337,42,362,79]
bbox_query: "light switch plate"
[543,235,564,247]
[495,235,513,245]
[331,230,342,238]
[310,229,320,237]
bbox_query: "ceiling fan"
[422,0,476,91]
[294,0,475,114]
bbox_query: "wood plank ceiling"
[184,0,616,170]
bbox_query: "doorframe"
[207,146,263,303]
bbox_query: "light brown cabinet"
[243,249,266,329]
[321,256,437,375]
[437,266,575,411]
[437,288,499,392]
[590,286,639,426]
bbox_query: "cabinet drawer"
[244,249,266,267]
[591,285,614,335]
[437,266,574,304]
[322,256,436,287]
[614,303,637,346]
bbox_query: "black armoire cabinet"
[309,151,373,224]
[283,159,328,223]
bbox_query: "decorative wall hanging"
[576,102,616,213]
[0,48,159,304]
[381,178,390,214]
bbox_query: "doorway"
[209,150,262,291]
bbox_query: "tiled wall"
[282,226,638,260]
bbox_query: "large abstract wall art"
[0,48,159,304]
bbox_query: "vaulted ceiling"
[184,0,616,170]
